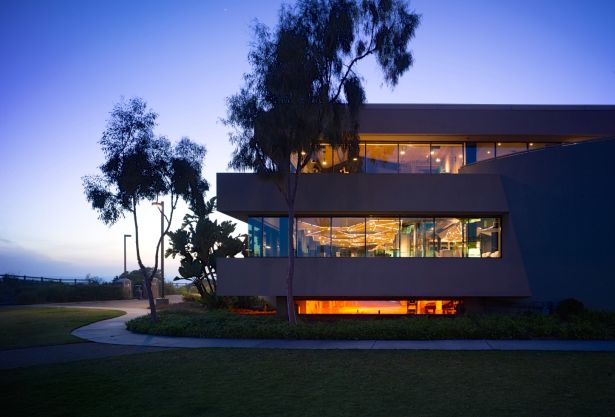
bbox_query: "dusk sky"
[0,0,613,280]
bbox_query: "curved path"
[67,300,615,352]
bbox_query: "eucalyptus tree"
[225,0,420,324]
[83,97,208,321]
[167,197,247,308]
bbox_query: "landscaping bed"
[126,307,615,340]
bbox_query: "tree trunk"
[286,176,298,325]
[132,200,157,322]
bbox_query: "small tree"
[83,97,208,321]
[167,197,246,308]
[225,0,420,324]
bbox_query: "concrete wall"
[217,255,530,298]
[462,138,615,310]
[358,104,615,137]
[217,173,508,220]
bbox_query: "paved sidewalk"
[66,301,615,352]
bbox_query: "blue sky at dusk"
[0,0,613,279]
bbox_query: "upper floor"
[294,104,615,175]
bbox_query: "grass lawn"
[1,349,614,417]
[0,307,124,349]
[127,307,615,340]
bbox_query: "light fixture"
[300,151,306,155]
[435,158,441,163]
[352,157,358,161]
[529,143,534,147]
[487,150,491,154]
[430,150,435,155]
[497,142,502,146]
[400,150,406,155]
[322,161,327,165]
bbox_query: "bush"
[0,278,123,304]
[125,309,615,341]
[555,298,586,320]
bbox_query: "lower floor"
[296,299,461,315]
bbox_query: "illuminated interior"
[296,300,461,315]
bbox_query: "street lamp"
[123,234,132,273]
[152,201,165,298]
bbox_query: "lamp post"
[152,201,165,298]
[123,234,132,274]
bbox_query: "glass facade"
[331,217,365,257]
[399,144,430,173]
[248,216,501,258]
[294,140,556,174]
[296,299,461,315]
[263,217,289,257]
[296,217,331,257]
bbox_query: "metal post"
[160,201,165,298]
[123,234,132,274]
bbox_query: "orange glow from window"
[297,300,460,315]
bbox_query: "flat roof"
[359,104,615,138]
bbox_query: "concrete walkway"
[65,300,615,352]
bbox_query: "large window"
[399,144,430,173]
[434,218,463,257]
[296,218,331,257]
[496,142,527,157]
[247,216,501,258]
[366,218,399,257]
[263,217,289,257]
[331,218,365,257]
[296,299,461,315]
[365,144,398,173]
[465,142,495,164]
[430,144,464,174]
[333,144,364,173]
[248,217,263,257]
[400,217,435,257]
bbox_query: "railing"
[1,274,97,285]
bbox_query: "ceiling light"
[322,161,327,165]
[487,151,491,154]
[300,151,306,155]
[400,150,406,155]
[430,150,435,155]
[352,157,358,161]
[529,143,534,147]
[497,142,502,146]
[435,158,441,163]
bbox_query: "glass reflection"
[400,218,435,257]
[247,217,263,257]
[366,218,399,257]
[464,218,501,258]
[465,142,495,164]
[430,144,464,174]
[496,142,527,157]
[365,144,399,173]
[333,144,365,173]
[434,218,463,257]
[302,144,333,173]
[296,218,331,257]
[263,217,289,257]
[399,143,430,173]
[331,218,365,257]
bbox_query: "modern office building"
[217,104,615,315]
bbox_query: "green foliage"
[0,279,123,305]
[82,98,208,226]
[226,0,421,177]
[127,310,615,340]
[166,196,246,305]
[556,298,586,320]
[113,268,161,286]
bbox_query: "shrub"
[555,298,585,320]
[0,278,123,304]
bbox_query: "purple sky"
[0,0,613,279]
